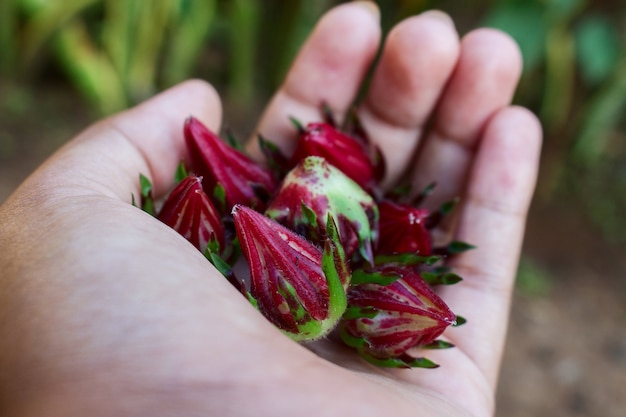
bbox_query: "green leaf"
[575,15,620,86]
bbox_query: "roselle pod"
[184,116,278,212]
[157,175,225,255]
[290,122,377,191]
[232,204,351,341]
[265,156,378,265]
[377,200,433,256]
[340,264,457,368]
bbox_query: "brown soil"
[1,81,625,416]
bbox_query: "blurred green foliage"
[0,0,625,242]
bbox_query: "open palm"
[0,3,541,417]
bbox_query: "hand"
[0,3,541,416]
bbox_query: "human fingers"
[357,10,460,186]
[410,29,523,209]
[246,1,381,159]
[436,106,542,387]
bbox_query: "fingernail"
[352,1,380,20]
[420,10,455,28]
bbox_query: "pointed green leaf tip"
[453,315,467,326]
[357,351,439,369]
[174,162,188,184]
[351,269,401,286]
[373,253,441,267]
[423,340,455,350]
[138,173,155,216]
[421,271,463,286]
[447,241,476,254]
[289,116,305,133]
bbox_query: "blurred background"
[0,0,624,415]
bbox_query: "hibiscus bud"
[290,122,376,191]
[157,175,225,255]
[232,204,350,341]
[377,200,433,256]
[340,264,456,368]
[265,156,378,265]
[184,116,278,212]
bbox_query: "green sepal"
[421,271,463,286]
[301,203,318,228]
[139,173,155,216]
[258,134,288,175]
[174,162,188,184]
[289,116,305,133]
[321,102,337,127]
[339,327,368,349]
[225,128,242,150]
[243,288,259,310]
[351,269,401,286]
[446,241,476,254]
[439,197,460,216]
[453,315,467,326]
[204,247,232,279]
[357,351,439,369]
[374,253,441,267]
[423,340,455,350]
[213,183,227,211]
[342,306,378,320]
[412,182,437,206]
[322,217,349,317]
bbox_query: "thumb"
[15,80,222,203]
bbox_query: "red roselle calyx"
[232,204,350,341]
[290,122,377,191]
[157,175,225,255]
[265,156,378,265]
[377,200,433,256]
[340,264,457,368]
[184,116,278,212]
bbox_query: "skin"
[0,3,541,417]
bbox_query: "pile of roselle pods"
[137,108,472,368]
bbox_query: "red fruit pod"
[265,156,378,265]
[290,122,376,191]
[184,116,278,212]
[232,205,350,341]
[377,200,433,256]
[340,264,456,366]
[157,175,225,255]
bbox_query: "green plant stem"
[228,0,260,103]
[55,21,126,115]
